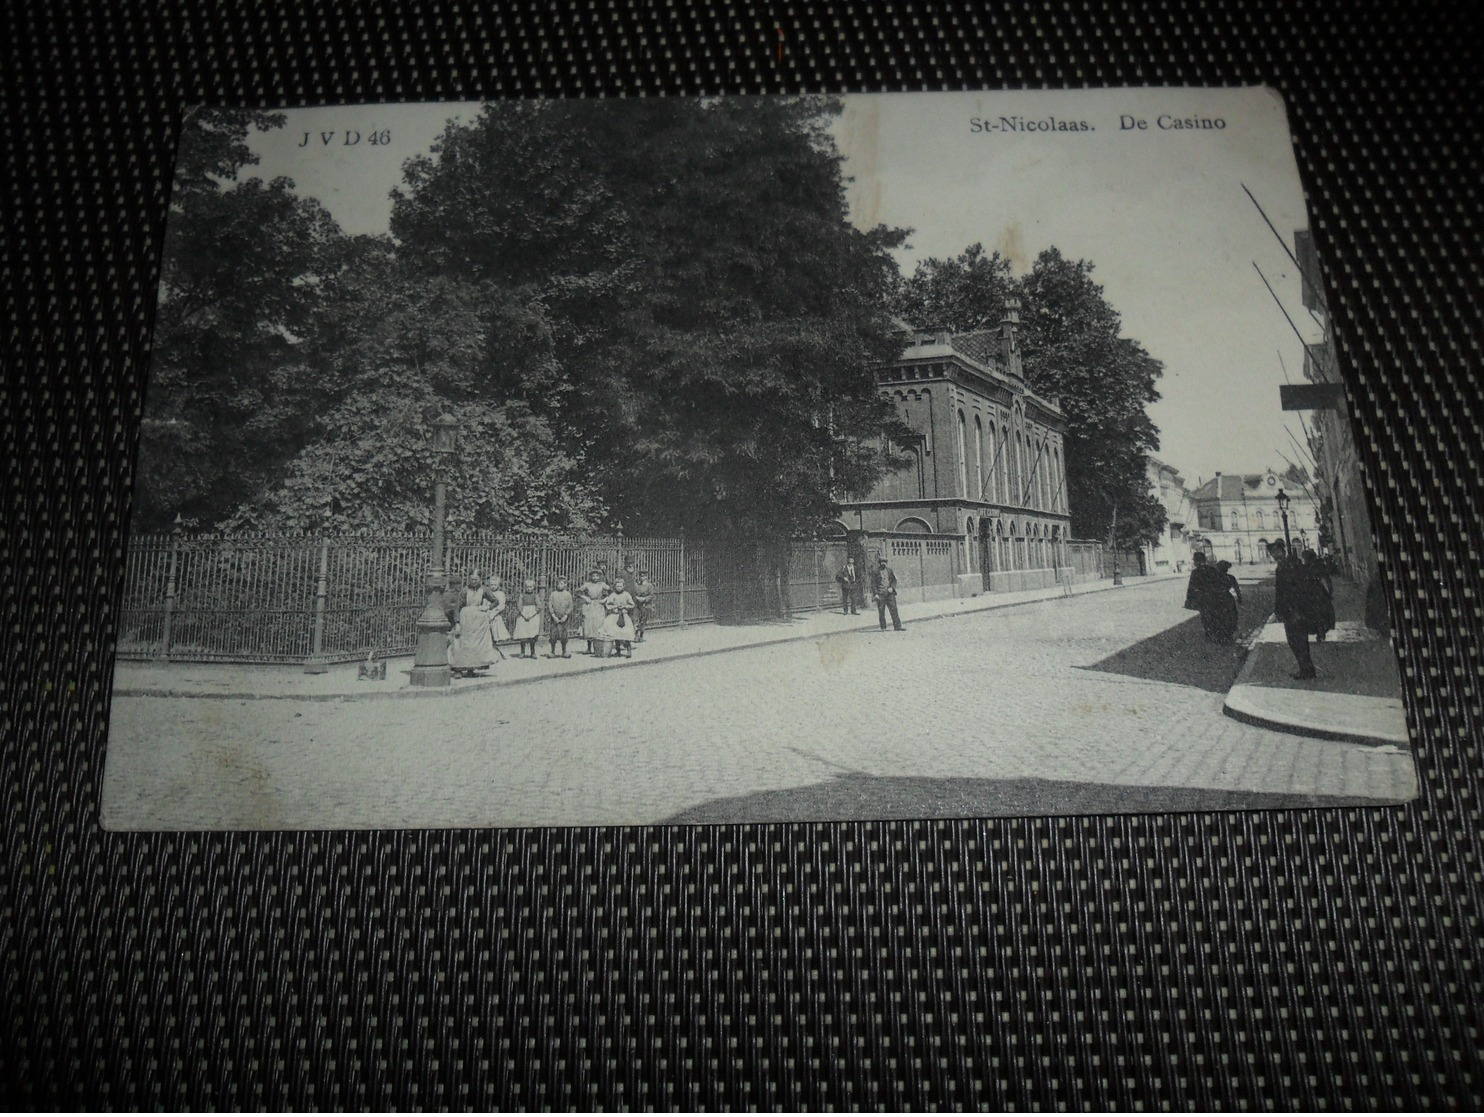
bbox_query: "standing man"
[836,556,861,615]
[1269,539,1317,679]
[1183,551,1224,641]
[872,556,905,632]
[630,568,656,642]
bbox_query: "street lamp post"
[1276,488,1292,550]
[410,414,459,687]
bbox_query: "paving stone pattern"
[104,580,1415,829]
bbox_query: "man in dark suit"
[1269,539,1316,679]
[872,557,904,631]
[836,557,861,615]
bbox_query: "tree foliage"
[896,244,1167,547]
[138,99,913,570]
[229,237,606,533]
[136,109,343,529]
[388,97,915,546]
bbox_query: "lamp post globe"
[410,413,460,687]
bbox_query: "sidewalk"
[1222,579,1408,748]
[111,574,1179,701]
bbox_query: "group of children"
[444,567,656,677]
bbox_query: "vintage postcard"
[102,87,1415,830]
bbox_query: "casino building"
[835,302,1079,599]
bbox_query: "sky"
[243,88,1323,489]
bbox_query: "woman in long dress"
[511,578,543,659]
[1211,560,1241,643]
[578,568,609,655]
[448,574,496,677]
[601,577,638,658]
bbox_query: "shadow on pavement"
[659,773,1398,824]
[1076,582,1276,693]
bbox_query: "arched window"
[982,422,995,503]
[957,410,969,497]
[894,517,933,534]
[1000,423,1011,505]
[883,442,925,502]
[1228,510,1238,531]
[974,415,984,500]
[1256,510,1265,528]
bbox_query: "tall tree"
[390,97,914,612]
[233,237,605,533]
[895,244,1166,547]
[135,109,343,529]
[893,243,1012,332]
[1015,249,1165,547]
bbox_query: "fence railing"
[118,529,1110,666]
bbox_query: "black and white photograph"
[101,86,1415,829]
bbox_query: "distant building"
[836,301,1076,597]
[1187,468,1321,565]
[1142,457,1198,574]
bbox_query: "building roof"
[1190,474,1254,501]
[947,330,1005,371]
[1189,470,1313,502]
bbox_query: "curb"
[1220,618,1408,748]
[113,576,1145,703]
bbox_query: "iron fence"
[117,529,1112,665]
[117,530,715,665]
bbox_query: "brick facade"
[836,303,1074,592]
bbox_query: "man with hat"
[871,556,905,632]
[835,556,861,615]
[1269,538,1318,679]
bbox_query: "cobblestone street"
[104,578,1417,829]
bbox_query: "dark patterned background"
[4,0,1481,1108]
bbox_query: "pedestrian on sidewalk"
[449,574,497,678]
[1183,551,1225,641]
[546,576,574,659]
[1270,539,1319,679]
[1303,548,1336,642]
[872,557,904,631]
[1211,559,1241,643]
[836,557,861,615]
[512,579,543,659]
[631,569,656,642]
[579,568,608,656]
[602,576,638,658]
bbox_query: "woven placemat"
[3,0,1481,1107]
